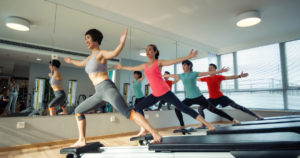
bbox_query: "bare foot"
[232,119,241,124]
[176,126,185,130]
[197,124,207,129]
[206,124,215,131]
[256,115,264,120]
[58,112,68,115]
[151,130,162,143]
[70,139,86,148]
[136,131,147,137]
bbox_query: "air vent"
[0,39,119,62]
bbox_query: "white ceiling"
[47,0,300,54]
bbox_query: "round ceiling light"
[6,17,30,31]
[139,49,147,56]
[237,11,261,27]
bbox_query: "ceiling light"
[6,17,30,31]
[37,58,41,61]
[139,49,146,56]
[237,10,261,27]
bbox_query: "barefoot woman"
[65,29,162,147]
[115,45,215,137]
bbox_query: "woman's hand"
[120,29,128,44]
[114,62,123,70]
[187,49,198,59]
[64,57,72,63]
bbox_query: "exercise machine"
[67,80,77,114]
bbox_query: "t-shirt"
[166,80,173,91]
[178,72,202,99]
[133,80,144,99]
[200,75,226,99]
[9,83,19,94]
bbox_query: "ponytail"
[149,44,159,59]
[182,60,193,71]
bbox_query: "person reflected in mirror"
[7,77,19,114]
[48,60,67,116]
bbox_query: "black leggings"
[198,96,256,118]
[135,91,198,119]
[157,100,171,110]
[175,95,234,126]
[134,97,145,107]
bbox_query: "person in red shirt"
[197,63,264,126]
[155,71,179,110]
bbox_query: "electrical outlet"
[17,122,25,129]
[145,114,149,119]
[111,116,115,122]
[156,114,159,118]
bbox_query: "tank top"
[85,51,107,74]
[144,60,170,97]
[49,76,62,85]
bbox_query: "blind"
[221,53,235,89]
[286,39,300,87]
[236,44,282,89]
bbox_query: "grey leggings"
[75,79,132,119]
[199,96,256,118]
[49,90,66,109]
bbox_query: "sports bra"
[49,76,62,85]
[85,51,107,74]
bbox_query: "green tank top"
[178,72,203,99]
[133,80,144,99]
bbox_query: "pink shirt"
[145,60,170,97]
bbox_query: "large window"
[221,53,234,89]
[236,44,282,89]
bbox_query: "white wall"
[13,71,29,78]
[28,63,94,103]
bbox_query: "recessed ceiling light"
[6,17,30,31]
[237,11,261,27]
[139,49,147,57]
[37,58,41,61]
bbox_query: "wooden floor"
[0,123,228,158]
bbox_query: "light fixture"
[37,58,41,61]
[6,17,30,31]
[237,10,261,27]
[139,48,147,56]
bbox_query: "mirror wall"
[0,0,209,117]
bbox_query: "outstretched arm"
[138,75,145,84]
[64,57,89,67]
[172,79,180,84]
[162,74,180,80]
[198,67,230,77]
[158,49,198,67]
[225,71,248,80]
[102,29,128,59]
[115,62,146,71]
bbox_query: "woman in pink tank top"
[115,44,215,138]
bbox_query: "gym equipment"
[5,93,34,117]
[61,142,104,158]
[31,77,46,115]
[208,122,300,135]
[130,134,153,146]
[123,83,130,104]
[67,80,77,114]
[234,117,300,126]
[61,132,300,158]
[256,115,300,121]
[173,127,195,135]
[128,96,135,109]
[144,84,152,111]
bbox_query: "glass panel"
[221,53,235,89]
[237,44,282,89]
[223,91,284,109]
[286,39,300,87]
[287,90,300,110]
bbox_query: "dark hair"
[182,60,193,71]
[11,77,16,81]
[134,71,142,79]
[49,60,61,69]
[209,63,217,70]
[148,44,160,59]
[164,71,170,74]
[0,92,3,95]
[85,29,103,45]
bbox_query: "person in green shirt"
[163,60,240,129]
[132,71,145,108]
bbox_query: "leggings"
[135,91,198,119]
[75,79,132,120]
[134,97,145,107]
[49,90,66,110]
[7,94,18,114]
[198,96,256,119]
[175,95,234,126]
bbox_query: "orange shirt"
[200,75,226,99]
